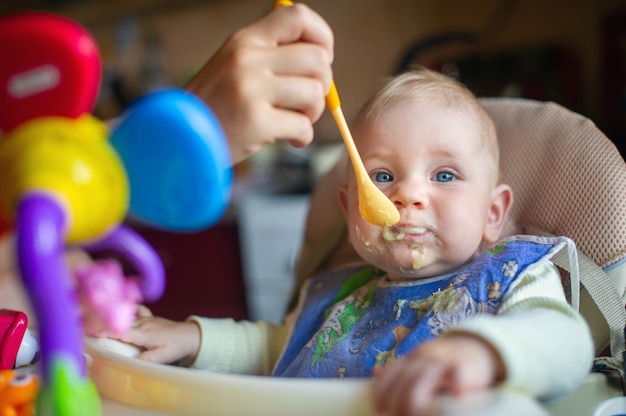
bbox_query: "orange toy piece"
[0,370,39,416]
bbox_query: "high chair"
[83,97,626,416]
[294,97,626,415]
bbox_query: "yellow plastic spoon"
[273,0,400,227]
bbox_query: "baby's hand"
[373,334,505,416]
[107,311,201,366]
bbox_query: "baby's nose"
[392,182,429,209]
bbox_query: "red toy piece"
[0,12,101,133]
[0,310,38,370]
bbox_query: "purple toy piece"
[85,225,165,302]
[16,193,166,382]
[16,192,85,380]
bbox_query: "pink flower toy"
[75,260,143,337]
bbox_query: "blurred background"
[2,0,625,153]
[1,0,625,323]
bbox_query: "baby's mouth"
[383,225,431,271]
[382,225,429,242]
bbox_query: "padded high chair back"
[294,97,626,367]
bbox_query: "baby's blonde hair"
[353,67,501,184]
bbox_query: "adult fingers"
[243,3,334,62]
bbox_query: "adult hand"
[186,3,334,164]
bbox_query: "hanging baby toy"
[0,11,232,415]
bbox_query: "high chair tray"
[85,337,371,416]
[85,338,552,416]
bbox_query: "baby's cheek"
[354,224,373,253]
[354,224,386,255]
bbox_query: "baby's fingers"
[136,304,154,318]
[374,360,453,416]
[137,345,178,364]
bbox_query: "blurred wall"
[4,0,625,146]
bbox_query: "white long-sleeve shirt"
[189,238,593,403]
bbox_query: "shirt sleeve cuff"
[185,316,272,375]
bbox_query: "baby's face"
[341,99,498,281]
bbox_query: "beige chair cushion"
[482,98,626,270]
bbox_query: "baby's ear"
[483,184,513,243]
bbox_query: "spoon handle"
[271,0,399,227]
[273,0,294,8]
[325,82,368,177]
[272,1,366,177]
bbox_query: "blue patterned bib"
[273,237,569,378]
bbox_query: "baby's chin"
[377,266,431,282]
[366,253,432,280]
[355,240,445,277]
[375,244,468,280]
[383,263,453,282]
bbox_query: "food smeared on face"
[382,226,427,242]
[409,244,425,270]
[355,225,374,251]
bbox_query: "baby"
[107,67,594,416]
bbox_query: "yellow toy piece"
[0,370,39,416]
[0,114,129,243]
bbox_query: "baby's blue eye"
[435,171,455,182]
[373,171,393,183]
